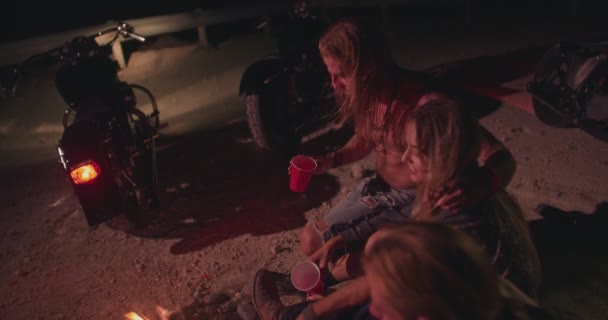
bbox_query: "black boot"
[253,269,287,320]
[268,270,306,297]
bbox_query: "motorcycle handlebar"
[94,22,146,43]
[1,22,145,97]
[116,22,146,43]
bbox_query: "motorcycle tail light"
[70,161,101,185]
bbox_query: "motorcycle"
[527,40,608,142]
[239,0,336,154]
[2,22,161,228]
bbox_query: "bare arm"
[308,235,347,269]
[313,133,373,174]
[335,133,374,165]
[296,276,370,320]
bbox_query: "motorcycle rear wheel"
[245,93,300,154]
[103,150,158,231]
[105,107,160,231]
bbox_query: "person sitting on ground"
[363,222,545,320]
[308,98,540,296]
[399,98,541,297]
[297,18,516,274]
[252,222,545,320]
[253,98,541,320]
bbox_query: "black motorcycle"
[527,40,608,142]
[2,22,161,228]
[239,0,336,154]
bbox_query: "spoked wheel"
[529,45,576,128]
[245,93,300,154]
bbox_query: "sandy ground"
[1,10,608,320]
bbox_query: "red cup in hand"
[307,266,326,300]
[290,261,326,300]
[289,155,317,192]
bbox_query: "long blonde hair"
[406,99,541,297]
[363,222,503,320]
[318,18,395,137]
[407,99,482,218]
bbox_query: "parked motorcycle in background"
[239,0,336,154]
[527,40,608,142]
[2,22,162,228]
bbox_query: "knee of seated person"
[300,224,323,256]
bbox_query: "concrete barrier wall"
[0,0,471,68]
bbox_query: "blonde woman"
[364,222,543,320]
[400,98,541,298]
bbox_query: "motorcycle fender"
[571,53,608,89]
[59,121,121,226]
[239,55,288,95]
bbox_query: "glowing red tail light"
[70,161,101,185]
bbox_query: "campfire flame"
[124,312,149,320]
[155,306,174,320]
[124,306,177,320]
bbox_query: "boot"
[253,269,286,320]
[269,270,305,297]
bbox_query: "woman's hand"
[432,168,496,212]
[308,236,345,269]
[310,155,336,174]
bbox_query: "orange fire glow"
[124,306,176,320]
[124,312,149,320]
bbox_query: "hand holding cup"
[290,260,326,301]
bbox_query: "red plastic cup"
[289,155,317,192]
[307,266,326,300]
[290,261,326,299]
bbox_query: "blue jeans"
[314,175,417,244]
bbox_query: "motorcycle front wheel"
[245,93,300,154]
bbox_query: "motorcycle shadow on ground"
[128,115,352,255]
[530,202,608,316]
